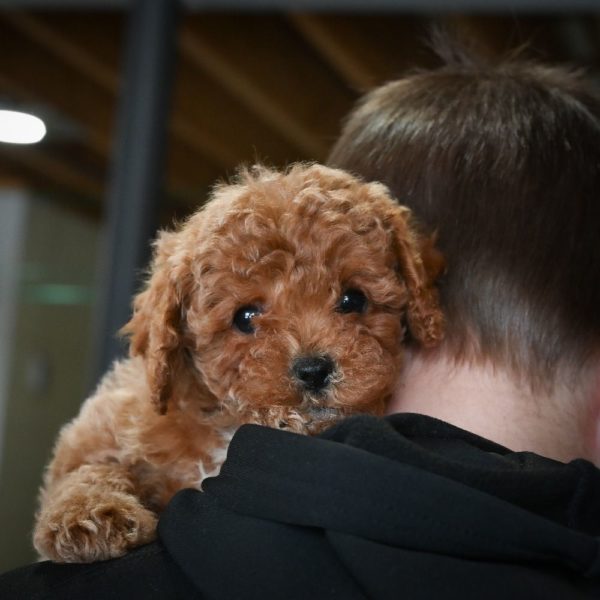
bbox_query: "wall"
[0,193,99,571]
[0,191,28,470]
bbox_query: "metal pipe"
[93,0,179,383]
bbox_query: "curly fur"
[33,164,444,563]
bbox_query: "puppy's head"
[123,164,444,432]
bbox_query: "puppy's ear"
[388,206,445,348]
[121,231,191,415]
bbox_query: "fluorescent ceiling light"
[0,109,46,144]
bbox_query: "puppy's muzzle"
[292,355,335,393]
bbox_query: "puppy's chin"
[290,406,344,435]
[303,408,346,435]
[232,380,388,434]
[250,401,349,436]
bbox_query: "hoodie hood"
[160,413,600,599]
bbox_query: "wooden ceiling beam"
[0,70,105,202]
[290,15,438,92]
[0,62,109,195]
[0,11,224,186]
[180,15,357,160]
[0,18,115,151]
[290,14,376,92]
[0,169,26,188]
[169,106,240,169]
[0,70,110,160]
[179,28,325,158]
[0,156,102,220]
[18,11,296,171]
[24,11,314,170]
[26,10,237,171]
[169,57,296,169]
[0,145,102,197]
[2,11,119,93]
[2,11,349,184]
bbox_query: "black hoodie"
[158,413,600,599]
[2,413,600,599]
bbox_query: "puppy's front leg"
[34,463,157,563]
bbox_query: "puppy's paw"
[34,489,158,563]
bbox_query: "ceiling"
[0,10,599,221]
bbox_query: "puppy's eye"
[233,305,262,334]
[337,289,368,314]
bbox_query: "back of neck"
[388,353,595,465]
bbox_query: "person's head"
[328,49,600,397]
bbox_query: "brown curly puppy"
[33,164,444,563]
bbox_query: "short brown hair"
[328,54,600,387]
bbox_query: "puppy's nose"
[292,355,335,392]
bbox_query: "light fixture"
[0,109,46,144]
